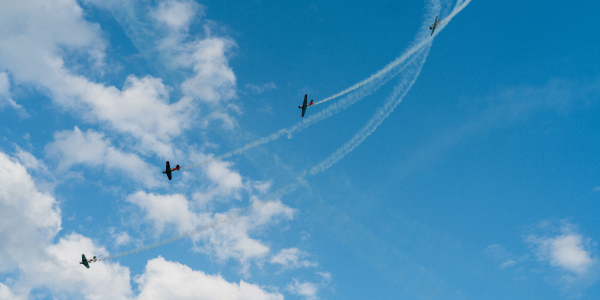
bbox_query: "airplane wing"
[430,15,438,36]
[165,161,172,180]
[81,254,90,269]
[301,94,308,117]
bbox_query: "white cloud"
[500,259,517,268]
[114,232,132,247]
[87,0,239,107]
[207,111,238,130]
[316,272,331,282]
[134,256,283,300]
[0,72,22,111]
[0,153,61,266]
[14,147,48,173]
[0,151,132,299]
[126,191,204,235]
[526,221,598,289]
[287,278,319,300]
[527,231,596,275]
[196,200,295,274]
[193,159,245,207]
[127,189,295,274]
[594,186,600,192]
[1,150,289,299]
[270,248,318,270]
[151,0,201,32]
[246,82,277,94]
[0,0,194,158]
[54,75,194,158]
[0,283,21,300]
[150,0,238,104]
[484,244,527,269]
[45,127,162,188]
[178,36,238,103]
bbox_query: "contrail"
[99,0,472,262]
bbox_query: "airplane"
[298,94,314,117]
[430,15,442,36]
[162,161,181,180]
[79,254,97,269]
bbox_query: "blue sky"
[0,0,599,299]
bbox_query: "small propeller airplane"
[162,161,181,180]
[79,254,97,269]
[430,15,442,36]
[298,94,314,117]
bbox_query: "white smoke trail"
[183,46,426,170]
[99,0,472,262]
[433,0,472,38]
[308,0,471,175]
[99,47,430,263]
[310,48,430,176]
[183,3,445,171]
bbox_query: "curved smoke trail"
[308,48,431,176]
[99,0,472,262]
[182,48,425,170]
[99,46,430,263]
[181,1,447,171]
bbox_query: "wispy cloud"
[0,72,26,116]
[270,248,318,270]
[485,244,528,269]
[245,82,277,94]
[287,278,319,300]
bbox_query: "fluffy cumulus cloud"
[127,191,204,235]
[45,127,162,188]
[0,0,195,158]
[134,256,283,300]
[178,36,237,103]
[151,0,201,32]
[525,221,599,288]
[150,0,238,104]
[0,151,132,299]
[0,151,294,299]
[193,159,246,207]
[83,0,238,107]
[127,189,295,274]
[198,200,295,272]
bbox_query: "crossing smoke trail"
[182,48,425,170]
[307,0,474,174]
[99,0,471,262]
[183,0,472,171]
[181,1,446,171]
[309,49,431,176]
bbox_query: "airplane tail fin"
[93,256,97,262]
